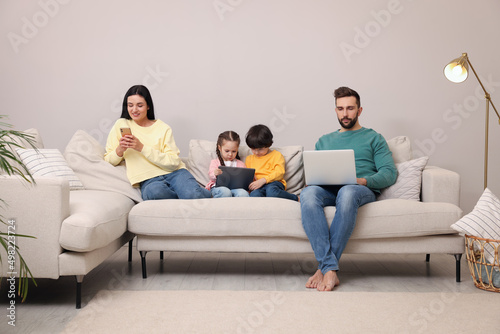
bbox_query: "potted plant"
[0,115,37,301]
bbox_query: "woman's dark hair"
[120,85,155,120]
[216,131,241,165]
[245,124,273,149]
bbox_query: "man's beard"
[338,114,358,129]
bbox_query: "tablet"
[215,166,255,191]
[303,149,357,185]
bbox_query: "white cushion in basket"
[188,139,305,195]
[451,188,500,264]
[378,156,429,201]
[16,148,84,190]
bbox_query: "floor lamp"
[444,52,500,189]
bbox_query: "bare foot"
[317,270,340,291]
[305,269,323,289]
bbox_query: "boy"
[245,124,298,201]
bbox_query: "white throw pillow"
[378,156,428,201]
[451,188,500,264]
[1,128,44,176]
[16,148,84,190]
[386,136,412,164]
[64,130,142,203]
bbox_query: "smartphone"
[120,127,132,137]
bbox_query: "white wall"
[2,0,500,213]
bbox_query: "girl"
[206,131,249,198]
[104,85,211,201]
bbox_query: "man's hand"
[249,178,267,191]
[356,178,367,186]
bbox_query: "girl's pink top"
[205,158,246,189]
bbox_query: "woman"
[104,85,211,200]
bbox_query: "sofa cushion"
[59,190,135,252]
[378,156,428,201]
[387,136,412,164]
[188,139,305,194]
[128,197,462,240]
[64,130,142,203]
[16,148,85,190]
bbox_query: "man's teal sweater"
[315,127,397,192]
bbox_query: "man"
[300,86,397,291]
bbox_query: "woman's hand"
[248,178,267,191]
[117,135,144,156]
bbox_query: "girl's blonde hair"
[216,131,241,165]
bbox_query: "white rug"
[62,290,499,333]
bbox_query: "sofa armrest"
[421,166,460,206]
[0,176,70,279]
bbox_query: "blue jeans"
[249,181,299,201]
[300,184,376,273]
[211,186,249,198]
[140,169,212,200]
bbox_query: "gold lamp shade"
[444,53,469,83]
[444,52,500,189]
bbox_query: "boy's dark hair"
[333,86,361,108]
[120,85,156,120]
[216,131,241,165]
[245,124,273,149]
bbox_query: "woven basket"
[465,235,500,292]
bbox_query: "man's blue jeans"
[250,181,299,201]
[140,168,212,200]
[300,184,376,274]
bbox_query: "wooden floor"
[0,246,487,334]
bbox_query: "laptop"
[215,166,255,191]
[303,149,357,185]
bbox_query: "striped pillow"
[451,188,500,264]
[16,148,84,190]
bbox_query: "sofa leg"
[75,275,84,309]
[425,254,430,262]
[454,254,462,283]
[140,251,148,279]
[128,239,133,262]
[160,251,164,260]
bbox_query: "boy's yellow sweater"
[245,149,287,189]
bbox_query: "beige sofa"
[0,130,464,310]
[0,130,140,308]
[129,137,465,281]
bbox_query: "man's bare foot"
[317,270,340,291]
[305,269,323,289]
